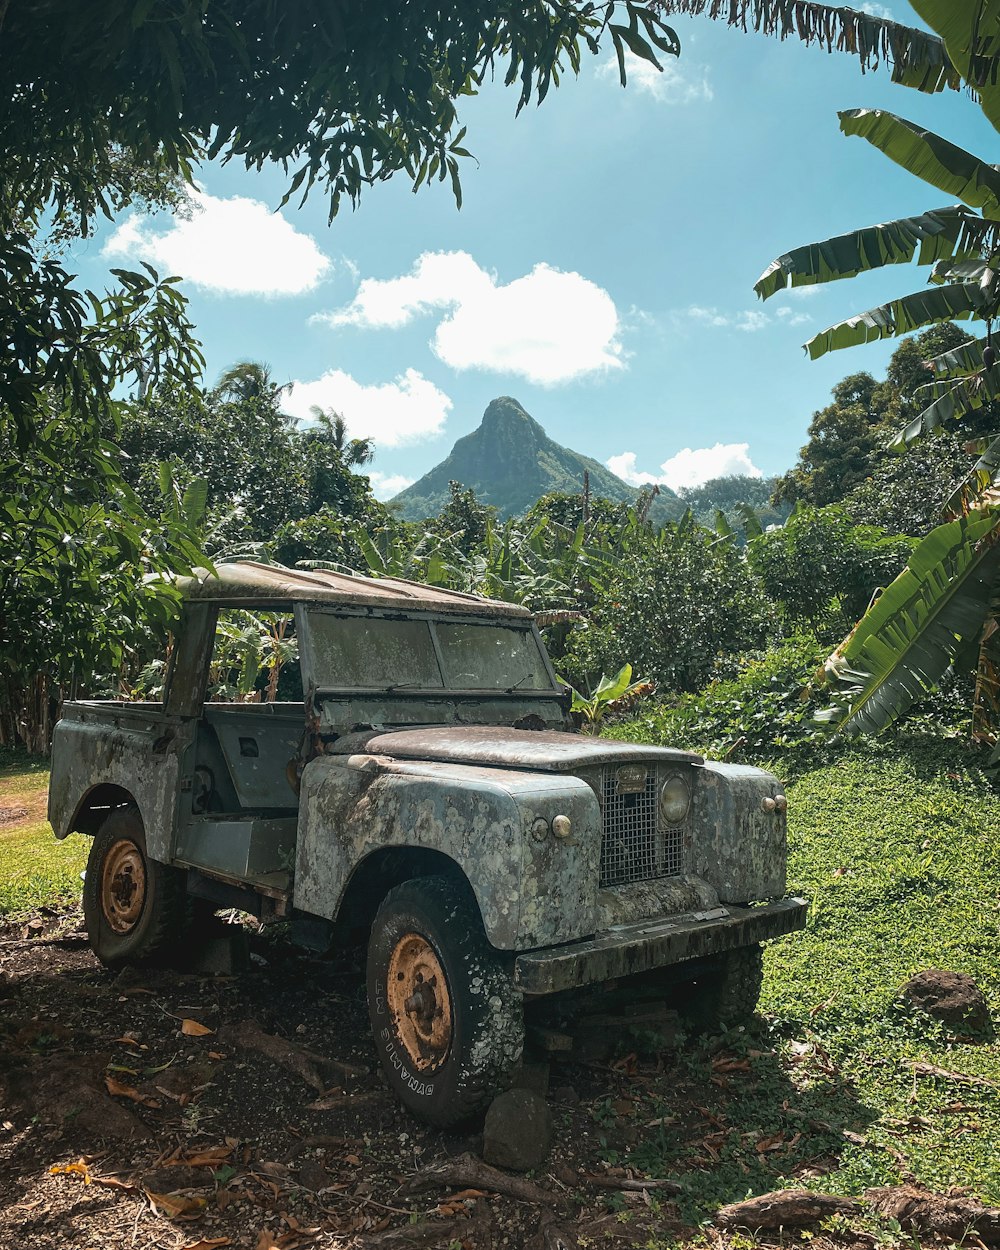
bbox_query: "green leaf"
[594,663,634,701]
[805,282,988,360]
[839,108,1000,219]
[893,361,1000,446]
[755,206,981,301]
[942,432,1000,517]
[820,508,1000,735]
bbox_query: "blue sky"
[69,4,997,500]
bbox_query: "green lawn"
[762,740,1000,1202]
[603,728,1000,1217]
[0,751,87,916]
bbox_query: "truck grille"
[599,767,684,888]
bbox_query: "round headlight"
[659,775,691,825]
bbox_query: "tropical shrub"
[747,505,917,639]
[562,521,776,694]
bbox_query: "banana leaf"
[892,361,1000,446]
[656,1,959,93]
[926,334,988,377]
[942,434,1000,517]
[755,206,979,300]
[820,508,1000,735]
[911,1,1000,132]
[806,281,987,360]
[839,109,1000,219]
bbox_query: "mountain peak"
[390,398,681,521]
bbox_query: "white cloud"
[687,306,770,333]
[316,251,623,386]
[102,190,330,296]
[368,471,416,500]
[284,368,451,448]
[861,3,893,18]
[776,306,813,327]
[597,48,713,103]
[608,443,763,492]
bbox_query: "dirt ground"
[0,903,708,1250]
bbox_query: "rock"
[482,1088,553,1172]
[297,1158,330,1192]
[550,1085,579,1106]
[898,969,992,1036]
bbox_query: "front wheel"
[683,944,764,1032]
[82,806,188,968]
[366,876,523,1128]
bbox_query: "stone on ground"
[482,1088,553,1171]
[898,969,991,1035]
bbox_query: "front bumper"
[514,896,808,995]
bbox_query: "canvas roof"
[179,562,531,619]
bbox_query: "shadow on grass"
[569,1014,881,1224]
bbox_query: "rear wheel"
[83,807,188,968]
[366,876,523,1128]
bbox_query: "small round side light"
[552,814,573,840]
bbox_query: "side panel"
[687,762,787,903]
[294,754,600,949]
[48,708,191,862]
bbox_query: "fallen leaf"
[208,1051,226,1061]
[112,1035,144,1048]
[180,1241,231,1250]
[168,1146,233,1169]
[49,1159,92,1183]
[104,1075,161,1109]
[145,1189,209,1220]
[181,1019,215,1037]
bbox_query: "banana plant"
[817,507,1000,739]
[561,663,656,734]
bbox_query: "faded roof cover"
[180,561,530,618]
[364,726,703,771]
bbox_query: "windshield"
[307,612,553,692]
[435,622,551,690]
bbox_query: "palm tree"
[214,361,291,412]
[308,404,375,468]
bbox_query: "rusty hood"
[360,726,702,772]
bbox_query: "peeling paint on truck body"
[48,561,806,995]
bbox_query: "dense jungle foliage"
[4,323,995,772]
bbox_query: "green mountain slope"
[390,396,681,520]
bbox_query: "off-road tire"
[683,944,764,1032]
[83,807,189,969]
[366,875,524,1128]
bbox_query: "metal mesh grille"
[599,767,684,888]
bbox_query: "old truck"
[49,562,806,1126]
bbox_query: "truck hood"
[360,726,702,772]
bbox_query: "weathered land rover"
[49,562,806,1126]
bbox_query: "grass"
[600,729,1000,1223]
[0,749,87,916]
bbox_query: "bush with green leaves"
[562,521,776,694]
[746,504,916,639]
[608,636,829,762]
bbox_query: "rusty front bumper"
[513,896,808,995]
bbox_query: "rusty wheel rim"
[386,933,453,1073]
[100,838,147,934]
